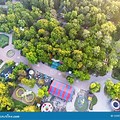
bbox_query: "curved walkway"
[0,32,119,112]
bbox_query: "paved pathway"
[0,32,119,111]
[12,0,19,3]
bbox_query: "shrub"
[89,82,101,93]
[38,86,49,99]
[105,79,120,100]
[21,78,36,88]
[67,76,74,84]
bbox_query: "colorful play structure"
[49,81,75,102]
[51,58,62,69]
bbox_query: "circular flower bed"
[89,82,101,93]
[16,88,25,98]
[7,50,15,58]
[25,92,35,103]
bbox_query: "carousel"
[41,102,53,112]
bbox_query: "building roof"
[49,81,75,101]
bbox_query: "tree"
[58,64,69,72]
[0,82,14,111]
[18,20,26,27]
[69,28,77,39]
[21,78,36,88]
[1,0,119,82]
[38,86,49,99]
[82,29,90,38]
[38,89,45,99]
[112,60,120,80]
[18,70,27,77]
[14,40,25,50]
[24,26,36,40]
[38,29,47,37]
[0,96,14,111]
[89,82,101,93]
[101,21,116,35]
[22,105,40,112]
[0,82,8,95]
[6,61,15,67]
[51,26,66,41]
[36,19,49,30]
[26,52,38,64]
[8,74,16,80]
[73,70,90,81]
[48,18,59,31]
[67,76,74,84]
[105,80,120,100]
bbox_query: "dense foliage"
[0,0,120,82]
[38,86,49,99]
[0,82,14,111]
[0,0,120,112]
[66,76,74,84]
[112,60,120,80]
[105,79,120,100]
[21,105,40,112]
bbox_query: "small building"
[49,81,75,102]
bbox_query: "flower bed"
[16,88,25,98]
[89,82,101,93]
[89,95,98,110]
[0,34,9,48]
[25,92,35,103]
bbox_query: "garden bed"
[0,59,3,65]
[89,95,98,110]
[112,69,120,80]
[0,63,9,73]
[0,34,9,48]
[13,99,27,110]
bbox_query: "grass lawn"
[89,95,98,110]
[12,36,16,44]
[0,59,3,65]
[74,95,88,112]
[112,69,120,80]
[13,99,27,110]
[0,34,9,48]
[0,63,9,73]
